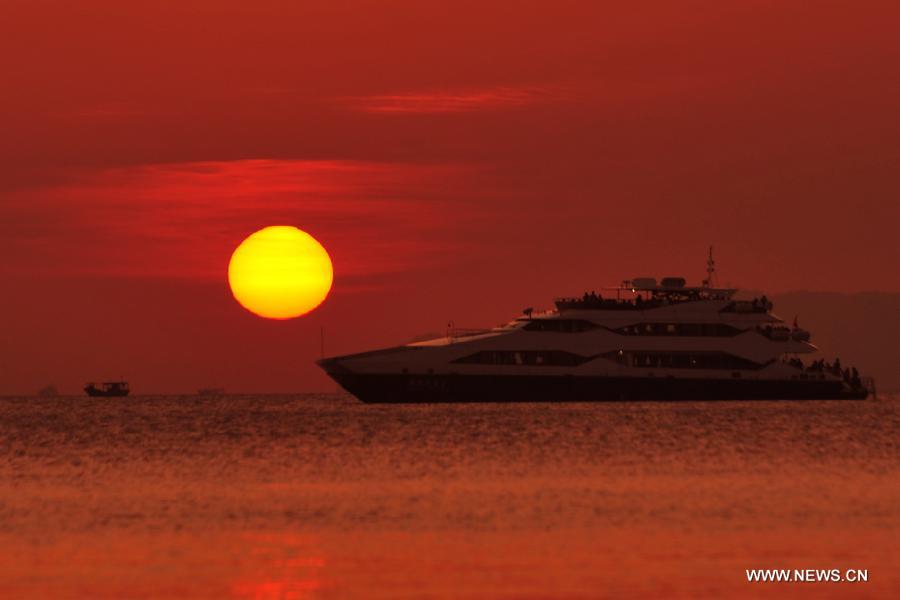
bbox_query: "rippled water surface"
[2,394,898,598]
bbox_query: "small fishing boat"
[37,385,59,397]
[196,387,226,397]
[84,381,130,397]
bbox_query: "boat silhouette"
[319,249,873,403]
[196,387,226,397]
[37,385,59,397]
[84,381,130,397]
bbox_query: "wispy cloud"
[348,85,560,114]
[1,160,481,283]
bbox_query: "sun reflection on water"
[231,534,326,600]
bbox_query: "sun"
[228,226,333,319]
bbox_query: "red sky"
[2,1,899,393]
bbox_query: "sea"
[1,394,898,599]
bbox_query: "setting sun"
[228,226,333,319]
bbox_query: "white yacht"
[319,250,872,402]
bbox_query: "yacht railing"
[758,325,791,341]
[721,300,771,314]
[448,328,493,339]
[555,297,662,311]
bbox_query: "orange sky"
[2,1,899,393]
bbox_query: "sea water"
[1,394,898,598]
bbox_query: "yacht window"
[453,350,590,366]
[523,319,598,333]
[615,322,740,337]
[617,351,761,370]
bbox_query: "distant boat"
[84,381,130,397]
[196,387,226,397]
[37,385,59,397]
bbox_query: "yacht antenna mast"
[704,245,717,288]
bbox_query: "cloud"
[0,160,482,283]
[348,85,560,114]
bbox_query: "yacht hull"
[325,372,868,403]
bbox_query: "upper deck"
[555,276,749,312]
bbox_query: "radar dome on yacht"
[661,277,686,288]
